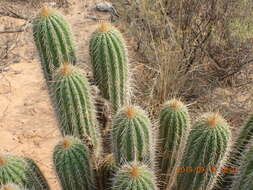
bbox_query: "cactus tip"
[98,22,111,33]
[169,99,183,109]
[40,7,52,17]
[125,106,136,118]
[62,138,72,149]
[58,63,73,76]
[0,155,6,165]
[130,165,140,177]
[207,113,219,127]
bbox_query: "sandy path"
[0,0,110,189]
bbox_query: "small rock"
[86,15,98,20]
[96,2,113,12]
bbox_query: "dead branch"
[0,29,25,34]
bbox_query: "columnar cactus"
[112,106,153,166]
[32,7,76,82]
[174,113,231,190]
[89,22,129,112]
[52,64,101,154]
[158,99,190,182]
[0,154,49,190]
[231,145,253,190]
[53,136,95,190]
[112,162,157,190]
[98,154,116,190]
[220,114,253,189]
[0,183,25,190]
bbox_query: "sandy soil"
[0,0,111,189]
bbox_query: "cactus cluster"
[2,6,253,190]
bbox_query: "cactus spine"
[112,106,153,166]
[89,22,129,112]
[158,99,190,182]
[53,136,95,190]
[0,154,49,190]
[232,145,253,190]
[112,162,157,190]
[175,113,231,190]
[52,64,100,153]
[0,183,25,190]
[32,7,76,82]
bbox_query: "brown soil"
[0,0,111,189]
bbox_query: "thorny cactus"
[112,162,157,190]
[174,113,231,190]
[52,64,101,154]
[89,22,129,112]
[32,7,76,82]
[53,136,95,190]
[158,99,190,184]
[111,106,153,166]
[231,145,253,190]
[0,183,25,190]
[220,114,253,189]
[0,154,49,190]
[97,154,117,190]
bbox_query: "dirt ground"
[0,0,112,189]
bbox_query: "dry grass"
[112,0,253,123]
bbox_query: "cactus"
[89,22,129,112]
[174,113,231,190]
[0,154,49,190]
[112,106,153,166]
[52,64,101,154]
[98,154,116,190]
[231,145,253,190]
[32,7,76,82]
[53,136,95,190]
[158,99,190,182]
[220,114,253,189]
[0,183,25,190]
[112,162,157,190]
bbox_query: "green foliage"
[53,136,95,190]
[0,154,49,190]
[32,7,76,82]
[52,64,101,154]
[175,113,231,190]
[232,145,253,190]
[89,22,129,112]
[112,162,157,190]
[159,99,190,180]
[112,106,153,166]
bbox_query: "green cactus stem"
[52,64,101,154]
[174,113,231,190]
[32,7,76,82]
[53,136,95,190]
[232,145,253,190]
[0,154,49,190]
[158,99,190,183]
[89,22,129,112]
[112,106,153,166]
